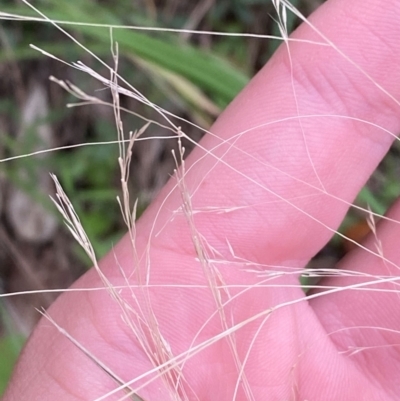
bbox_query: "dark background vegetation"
[0,0,399,393]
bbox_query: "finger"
[136,0,400,274]
[100,1,400,394]
[89,0,400,396]
[310,197,400,395]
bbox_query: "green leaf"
[3,1,249,105]
[0,335,24,395]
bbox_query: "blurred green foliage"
[0,335,23,394]
[2,0,249,105]
[0,304,25,394]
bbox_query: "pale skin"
[3,0,400,399]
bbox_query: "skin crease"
[3,0,400,399]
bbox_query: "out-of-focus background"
[1,0,399,394]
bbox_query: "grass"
[1,0,400,399]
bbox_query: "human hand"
[3,0,400,400]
